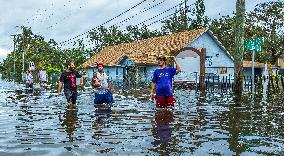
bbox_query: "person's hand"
[172,56,177,62]
[108,86,112,92]
[149,92,155,99]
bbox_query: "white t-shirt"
[26,73,33,83]
[95,72,109,94]
[39,70,47,82]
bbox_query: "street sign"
[244,37,265,52]
[244,37,265,95]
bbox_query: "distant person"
[25,69,34,91]
[150,56,181,109]
[92,61,113,104]
[38,66,48,89]
[58,62,83,104]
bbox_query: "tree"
[161,8,188,34]
[191,0,209,29]
[247,1,284,64]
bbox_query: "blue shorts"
[94,91,113,104]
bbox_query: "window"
[219,67,227,74]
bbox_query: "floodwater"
[0,80,283,156]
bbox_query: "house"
[243,61,281,77]
[277,57,284,74]
[80,29,235,84]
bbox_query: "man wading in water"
[58,62,83,104]
[92,61,113,105]
[150,55,181,109]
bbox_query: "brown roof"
[277,58,284,68]
[80,28,208,68]
[243,61,274,68]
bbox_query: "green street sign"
[254,45,262,52]
[244,37,265,52]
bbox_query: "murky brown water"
[0,80,283,155]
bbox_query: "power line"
[58,0,149,46]
[60,0,191,50]
[59,0,170,47]
[85,4,186,50]
[85,1,186,49]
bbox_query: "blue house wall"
[86,31,235,84]
[173,32,234,82]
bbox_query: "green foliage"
[1,1,283,82]
[0,26,88,81]
[210,1,284,64]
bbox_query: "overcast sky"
[0,0,277,61]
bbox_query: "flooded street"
[0,80,283,156]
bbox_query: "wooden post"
[268,75,271,90]
[271,75,275,91]
[234,0,246,101]
[243,76,246,91]
[229,75,231,90]
[281,76,284,91]
[213,76,215,91]
[222,76,225,90]
[250,76,252,92]
[206,75,210,90]
[218,75,220,90]
[276,75,279,91]
[225,76,228,89]
[200,48,206,91]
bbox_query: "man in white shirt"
[38,66,48,88]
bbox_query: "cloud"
[0,0,276,59]
[0,48,10,61]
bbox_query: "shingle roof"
[80,29,208,68]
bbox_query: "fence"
[174,75,284,92]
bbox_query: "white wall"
[172,32,234,82]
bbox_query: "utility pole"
[22,48,25,82]
[184,0,188,26]
[11,35,16,82]
[234,0,246,104]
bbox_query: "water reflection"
[60,103,78,142]
[1,80,284,155]
[152,109,174,154]
[92,103,112,140]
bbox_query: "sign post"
[244,37,264,94]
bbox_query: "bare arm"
[107,79,112,91]
[58,81,63,96]
[150,82,156,98]
[173,56,181,74]
[91,73,97,88]
[79,77,84,87]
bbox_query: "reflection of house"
[243,61,279,76]
[80,29,234,83]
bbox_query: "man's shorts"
[94,91,113,104]
[155,96,175,109]
[64,89,78,104]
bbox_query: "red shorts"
[155,96,175,108]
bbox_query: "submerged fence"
[174,75,284,92]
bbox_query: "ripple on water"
[0,81,283,155]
